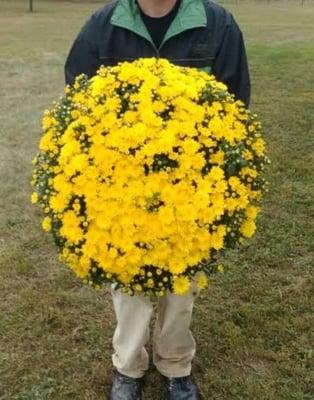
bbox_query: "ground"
[0,1,313,399]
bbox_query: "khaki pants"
[111,283,199,378]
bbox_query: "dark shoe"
[110,371,143,400]
[163,375,199,400]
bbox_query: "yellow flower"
[241,167,257,178]
[60,210,84,244]
[196,274,208,290]
[172,276,190,295]
[210,150,225,165]
[42,217,52,232]
[251,138,266,156]
[246,205,260,220]
[243,149,253,161]
[217,264,224,273]
[134,284,143,293]
[39,131,57,152]
[31,192,38,204]
[211,231,224,250]
[240,219,256,238]
[49,193,68,213]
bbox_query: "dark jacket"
[65,0,251,107]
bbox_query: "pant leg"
[111,286,154,378]
[153,282,199,378]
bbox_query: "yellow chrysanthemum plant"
[31,58,269,296]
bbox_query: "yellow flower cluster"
[31,58,269,296]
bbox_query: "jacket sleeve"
[64,15,100,86]
[212,15,251,108]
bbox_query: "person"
[64,1,250,399]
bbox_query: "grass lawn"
[0,1,313,399]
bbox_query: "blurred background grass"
[0,1,313,399]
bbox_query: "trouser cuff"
[155,365,192,379]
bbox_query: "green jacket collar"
[110,0,207,49]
